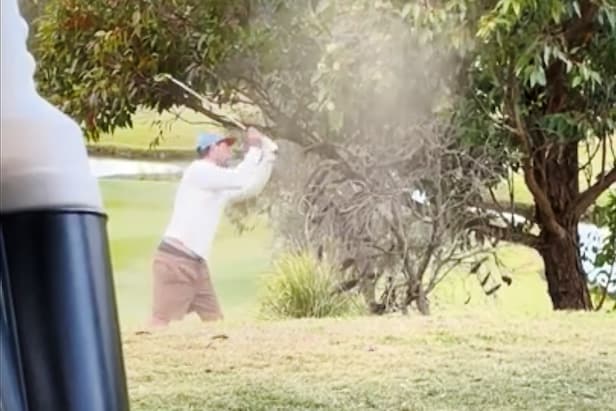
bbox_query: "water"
[89,157,184,178]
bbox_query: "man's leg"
[190,262,224,322]
[148,251,195,328]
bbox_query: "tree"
[32,0,251,139]
[33,0,615,311]
[458,0,616,309]
[265,121,512,315]
[218,1,512,314]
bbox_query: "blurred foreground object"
[0,0,130,409]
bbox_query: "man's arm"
[226,135,278,204]
[188,146,263,191]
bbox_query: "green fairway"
[95,109,217,150]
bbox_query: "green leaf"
[512,0,521,16]
[580,63,589,80]
[572,1,581,18]
[530,66,546,87]
[554,49,573,72]
[536,67,546,86]
[543,45,551,65]
[551,2,564,23]
[401,3,412,19]
[589,70,602,85]
[572,75,582,88]
[607,10,616,29]
[132,10,141,26]
[597,11,605,25]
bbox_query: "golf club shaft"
[161,74,247,131]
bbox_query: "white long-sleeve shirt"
[163,140,276,259]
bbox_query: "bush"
[258,251,360,319]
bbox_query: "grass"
[101,178,615,410]
[95,109,220,150]
[125,312,616,411]
[431,244,552,315]
[259,251,362,319]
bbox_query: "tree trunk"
[533,143,592,310]
[359,272,385,315]
[415,286,430,315]
[537,227,592,310]
[403,277,430,315]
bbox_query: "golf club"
[155,73,247,130]
[155,73,279,155]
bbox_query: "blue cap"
[195,132,236,153]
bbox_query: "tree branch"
[572,166,616,218]
[172,92,245,131]
[473,198,536,224]
[563,0,599,47]
[506,79,565,237]
[470,222,540,249]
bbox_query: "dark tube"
[1,230,28,411]
[0,211,129,411]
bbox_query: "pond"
[89,157,184,179]
[89,156,615,297]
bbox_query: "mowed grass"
[102,178,615,411]
[95,109,220,150]
[125,313,616,411]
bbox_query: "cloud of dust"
[243,0,468,180]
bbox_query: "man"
[148,127,277,327]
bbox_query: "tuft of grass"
[258,251,360,319]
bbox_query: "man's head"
[196,132,236,166]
